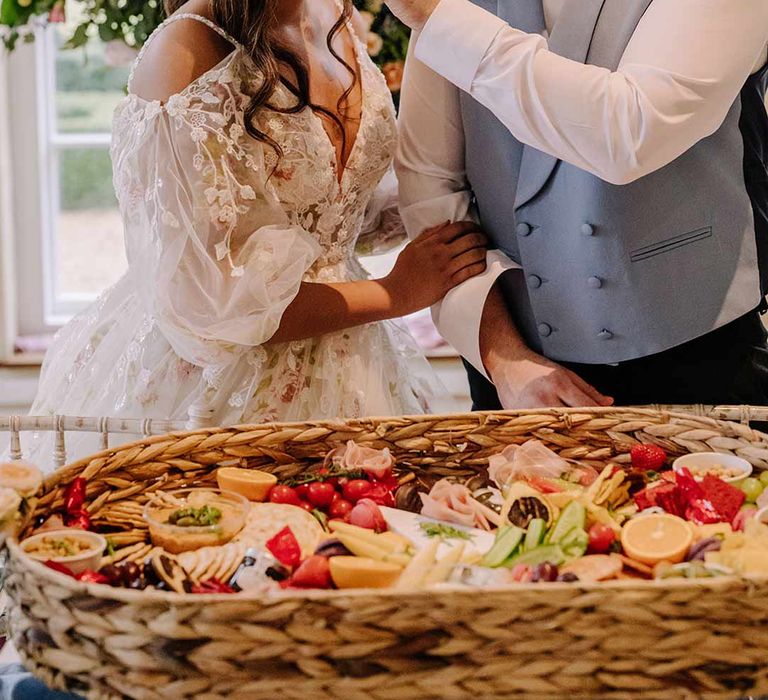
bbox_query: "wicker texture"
[6,407,768,700]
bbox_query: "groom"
[388,0,768,409]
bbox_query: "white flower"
[190,126,207,143]
[165,94,190,117]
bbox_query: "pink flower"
[48,2,66,23]
[326,440,394,479]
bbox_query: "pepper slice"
[76,570,110,585]
[266,526,302,569]
[63,478,87,513]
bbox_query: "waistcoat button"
[538,323,553,337]
[598,329,614,340]
[587,276,603,289]
[528,275,542,289]
[581,223,596,237]
[516,222,533,237]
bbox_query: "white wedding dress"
[27,12,440,467]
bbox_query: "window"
[1,21,454,361]
[6,19,132,345]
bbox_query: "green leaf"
[64,22,90,49]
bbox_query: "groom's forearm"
[479,282,531,377]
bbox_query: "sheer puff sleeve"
[112,73,321,369]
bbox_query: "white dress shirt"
[396,0,768,379]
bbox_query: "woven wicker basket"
[6,407,768,700]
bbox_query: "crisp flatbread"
[175,504,324,581]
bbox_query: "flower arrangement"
[0,0,410,93]
[354,0,410,93]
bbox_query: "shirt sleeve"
[416,0,768,185]
[114,96,321,369]
[396,37,520,378]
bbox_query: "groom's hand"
[488,349,614,409]
[384,0,441,31]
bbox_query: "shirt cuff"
[415,0,506,92]
[400,191,477,239]
[432,249,520,381]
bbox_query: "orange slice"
[216,467,277,502]
[621,514,693,566]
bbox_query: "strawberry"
[630,444,667,471]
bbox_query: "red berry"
[307,482,336,508]
[342,479,373,503]
[630,444,667,472]
[587,523,616,554]
[268,485,301,506]
[328,497,353,519]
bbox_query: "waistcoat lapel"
[514,0,607,209]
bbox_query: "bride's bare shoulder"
[131,15,236,103]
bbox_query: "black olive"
[265,564,290,582]
[314,539,352,558]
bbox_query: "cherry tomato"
[307,482,336,508]
[295,483,311,500]
[342,479,372,503]
[365,484,395,508]
[269,485,301,507]
[587,523,616,554]
[298,501,314,512]
[372,474,399,491]
[329,497,353,519]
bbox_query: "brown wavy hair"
[163,0,356,158]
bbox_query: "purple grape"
[557,572,580,583]
[531,562,559,583]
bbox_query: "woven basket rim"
[42,406,768,487]
[6,538,768,606]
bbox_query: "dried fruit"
[507,497,550,529]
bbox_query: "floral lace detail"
[24,16,439,468]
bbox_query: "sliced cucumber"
[505,544,566,568]
[524,518,547,551]
[560,526,589,562]
[547,501,586,544]
[481,525,524,568]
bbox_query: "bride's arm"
[268,222,485,344]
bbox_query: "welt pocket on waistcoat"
[630,227,713,263]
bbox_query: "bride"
[26,0,486,463]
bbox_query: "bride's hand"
[384,0,441,31]
[383,221,487,316]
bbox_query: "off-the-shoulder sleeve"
[112,86,321,368]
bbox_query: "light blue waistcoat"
[461,0,768,363]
